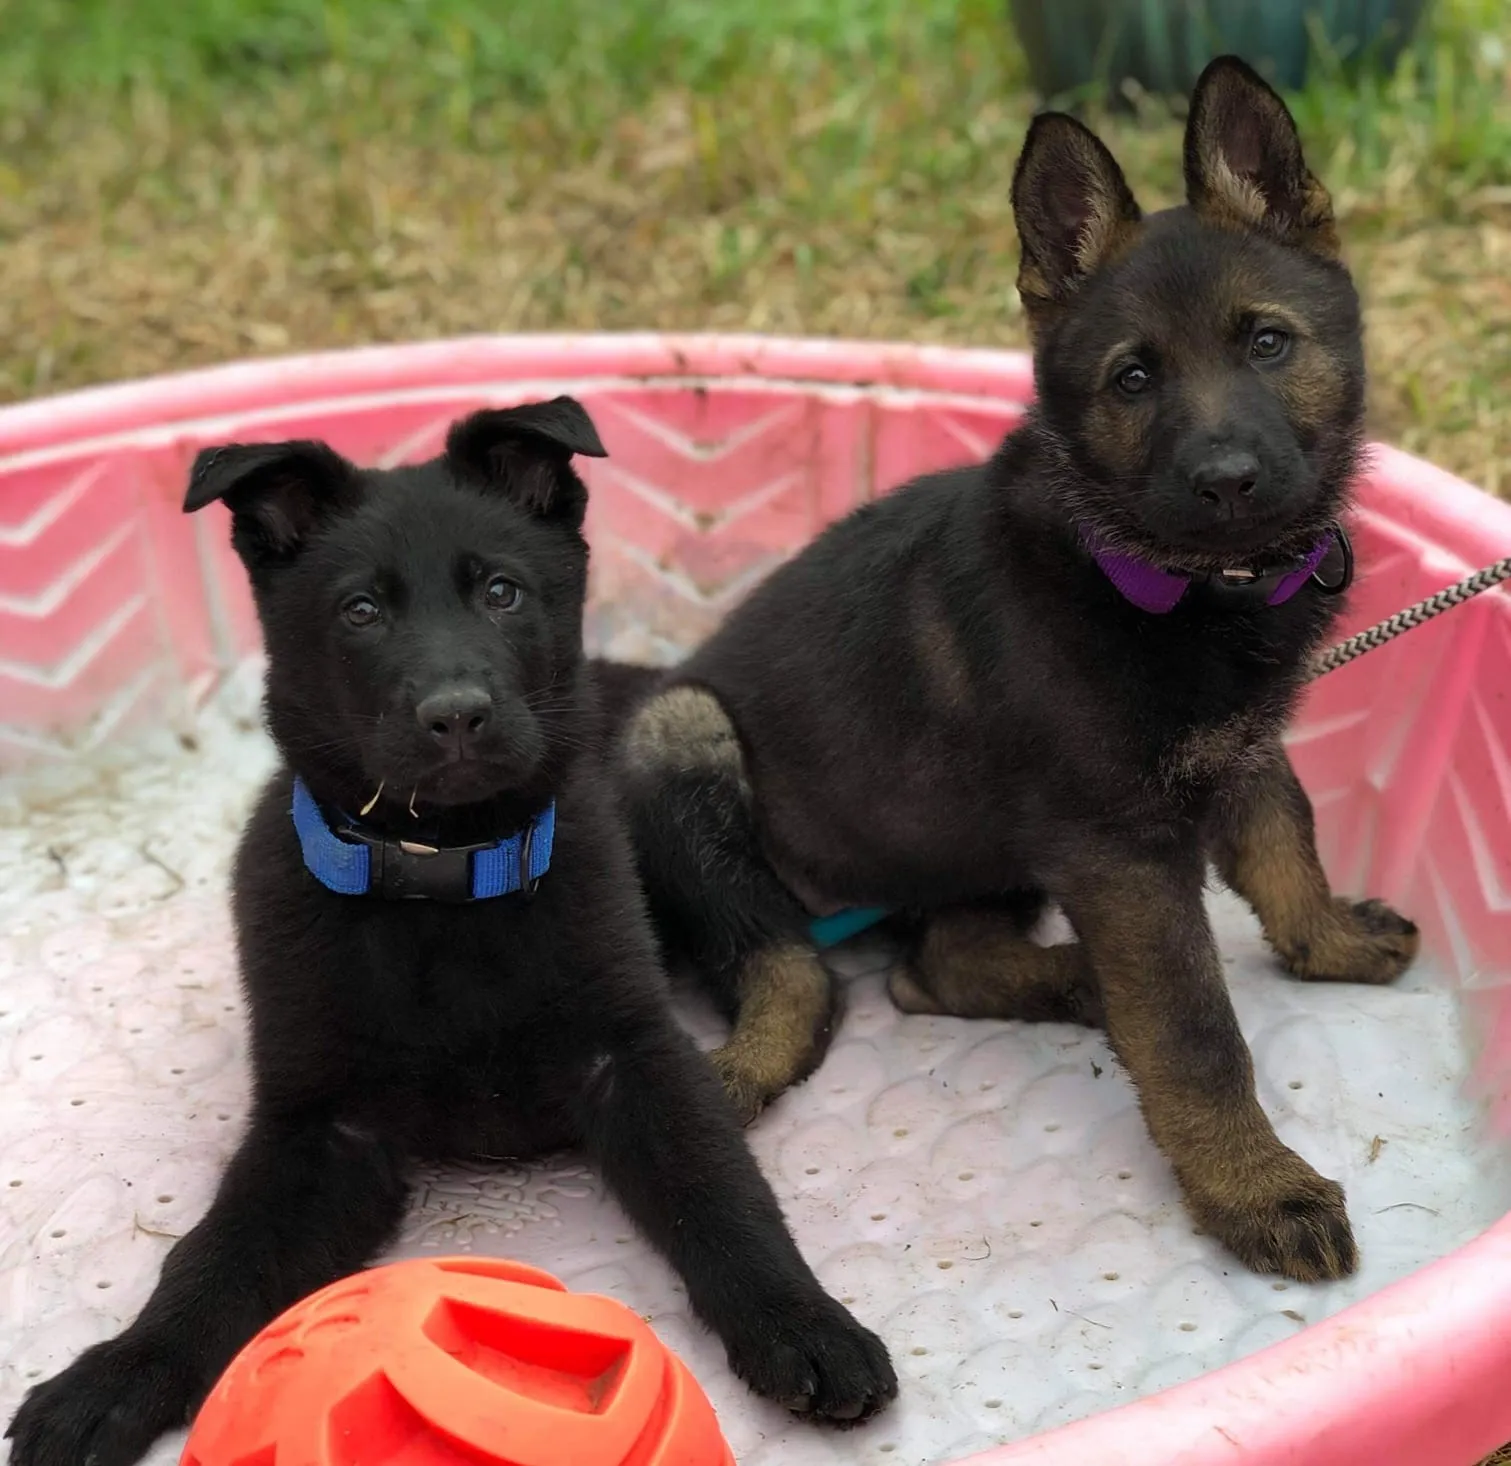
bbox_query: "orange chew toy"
[181,1256,735,1466]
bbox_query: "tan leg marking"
[1068,860,1357,1283]
[710,944,838,1126]
[1212,744,1419,985]
[888,906,1103,1027]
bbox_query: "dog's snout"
[1191,450,1261,517]
[416,684,492,755]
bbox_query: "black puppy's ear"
[183,440,360,564]
[1012,111,1142,326]
[445,396,608,528]
[1184,55,1338,257]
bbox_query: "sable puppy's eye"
[485,575,523,611]
[342,594,381,628]
[1116,362,1153,396]
[1250,327,1290,363]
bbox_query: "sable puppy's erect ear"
[182,440,360,565]
[1012,110,1142,325]
[445,396,608,528]
[1184,55,1339,257]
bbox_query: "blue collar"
[291,776,555,903]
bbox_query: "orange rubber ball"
[182,1256,735,1466]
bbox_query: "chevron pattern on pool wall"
[0,384,1027,758]
[0,372,1505,1000]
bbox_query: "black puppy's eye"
[1250,328,1290,363]
[342,594,381,628]
[485,575,523,612]
[1116,363,1153,396]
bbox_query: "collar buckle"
[330,820,494,902]
[1190,564,1278,608]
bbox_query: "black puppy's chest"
[344,903,547,1055]
[327,905,584,1155]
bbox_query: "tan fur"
[1183,370,1236,436]
[1196,151,1271,232]
[1188,118,1340,258]
[1161,706,1276,788]
[710,944,838,1125]
[1019,208,1140,332]
[1083,394,1149,478]
[909,575,973,714]
[1069,863,1357,1282]
[889,906,1103,1027]
[1212,744,1420,985]
[622,685,747,788]
[623,689,841,1125]
[1271,338,1349,437]
[1073,191,1137,277]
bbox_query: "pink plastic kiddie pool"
[2,335,1510,1466]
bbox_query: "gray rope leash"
[1309,555,1511,681]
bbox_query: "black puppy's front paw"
[6,1336,193,1466]
[725,1295,897,1425]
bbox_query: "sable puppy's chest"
[1157,701,1289,789]
[1057,621,1307,801]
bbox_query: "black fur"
[6,401,895,1466]
[609,58,1418,1282]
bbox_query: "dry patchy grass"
[0,0,1505,497]
[1,100,1506,498]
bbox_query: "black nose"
[1191,451,1261,516]
[416,685,492,755]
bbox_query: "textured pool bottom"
[1,671,1505,1466]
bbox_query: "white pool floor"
[1,665,1506,1466]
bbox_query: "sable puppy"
[608,57,1418,1285]
[7,398,896,1466]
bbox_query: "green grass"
[0,0,1014,143]
[0,0,1503,203]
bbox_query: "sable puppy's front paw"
[1187,1156,1357,1283]
[1278,897,1419,985]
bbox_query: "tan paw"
[887,967,944,1015]
[1188,1156,1358,1283]
[708,1046,781,1127]
[1280,897,1420,985]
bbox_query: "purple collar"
[1086,524,1351,615]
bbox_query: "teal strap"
[809,906,891,949]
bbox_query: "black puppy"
[6,399,895,1466]
[611,58,1419,1285]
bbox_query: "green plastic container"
[1009,0,1427,100]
